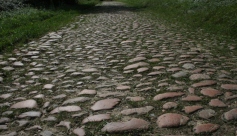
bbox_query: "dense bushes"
[23,0,78,7]
[0,0,25,11]
[0,0,78,11]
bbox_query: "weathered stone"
[42,116,57,121]
[167,68,182,72]
[148,58,160,62]
[10,99,37,109]
[209,99,227,107]
[82,114,110,124]
[91,99,120,111]
[148,71,165,76]
[73,128,85,136]
[116,86,131,90]
[182,95,202,101]
[53,94,66,99]
[2,66,14,71]
[18,111,41,118]
[128,57,146,62]
[222,109,237,121]
[194,124,220,134]
[124,62,149,70]
[101,118,149,132]
[153,66,166,70]
[172,71,188,78]
[200,88,222,97]
[0,125,8,130]
[189,74,210,80]
[82,68,98,73]
[39,130,54,136]
[57,121,71,130]
[99,92,126,98]
[182,63,195,69]
[126,96,145,101]
[78,89,97,95]
[221,84,237,90]
[25,125,42,130]
[163,102,178,109]
[0,93,12,99]
[13,62,24,67]
[153,92,185,101]
[62,97,90,105]
[43,84,54,89]
[121,106,154,115]
[50,106,81,114]
[183,106,203,114]
[198,109,216,119]
[157,113,189,128]
[192,80,216,87]
[137,67,149,73]
[188,88,195,94]
[0,132,17,136]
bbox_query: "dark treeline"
[0,0,78,11]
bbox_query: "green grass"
[118,0,237,39]
[0,0,100,53]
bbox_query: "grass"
[0,0,100,53]
[118,0,237,41]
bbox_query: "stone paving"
[0,1,237,136]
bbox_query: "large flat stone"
[153,92,185,101]
[18,111,41,118]
[10,99,37,109]
[91,99,120,111]
[62,97,90,105]
[101,118,149,133]
[121,106,154,115]
[50,106,81,114]
[82,114,110,124]
[193,124,220,134]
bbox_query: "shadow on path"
[86,1,140,14]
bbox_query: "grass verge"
[0,0,100,53]
[118,0,237,39]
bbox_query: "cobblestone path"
[1,1,237,136]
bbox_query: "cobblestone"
[0,1,236,135]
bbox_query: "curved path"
[0,1,237,136]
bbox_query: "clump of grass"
[119,0,237,39]
[0,0,100,53]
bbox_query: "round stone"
[182,63,195,69]
[163,102,178,109]
[73,128,85,136]
[157,113,189,128]
[198,109,216,119]
[222,109,237,121]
